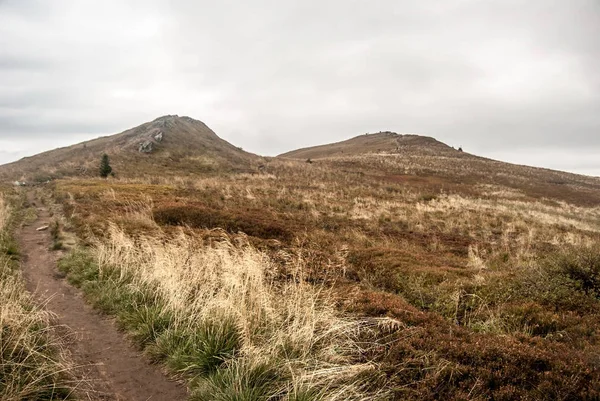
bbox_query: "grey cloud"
[0,55,53,71]
[0,115,122,135]
[0,0,599,175]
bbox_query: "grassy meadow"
[45,152,600,400]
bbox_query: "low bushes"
[344,241,600,399]
[547,245,600,298]
[153,205,294,241]
[350,289,600,400]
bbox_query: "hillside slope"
[279,131,459,159]
[279,131,600,207]
[0,115,261,181]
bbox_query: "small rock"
[53,271,67,279]
[36,225,49,231]
[154,132,164,142]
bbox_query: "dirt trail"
[18,190,187,401]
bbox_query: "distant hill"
[278,131,462,159]
[279,131,600,207]
[0,115,261,181]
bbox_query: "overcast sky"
[1,0,599,175]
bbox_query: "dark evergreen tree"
[99,154,113,178]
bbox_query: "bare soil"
[17,190,187,401]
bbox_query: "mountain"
[278,131,461,159]
[0,115,261,181]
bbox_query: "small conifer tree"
[99,154,113,178]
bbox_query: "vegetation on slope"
[0,189,73,400]
[49,148,600,400]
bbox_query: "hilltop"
[278,131,460,159]
[0,115,261,181]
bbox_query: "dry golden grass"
[77,217,392,399]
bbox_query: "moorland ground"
[2,119,600,400]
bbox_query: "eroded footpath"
[18,190,187,401]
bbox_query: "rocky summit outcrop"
[133,121,169,153]
[138,140,154,153]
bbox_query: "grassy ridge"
[0,191,73,400]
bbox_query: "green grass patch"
[147,318,241,377]
[58,249,99,287]
[118,304,173,347]
[190,359,282,401]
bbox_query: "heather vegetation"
[48,150,600,400]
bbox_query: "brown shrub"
[349,289,600,400]
[347,247,469,293]
[153,204,294,241]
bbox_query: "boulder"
[139,140,154,153]
[154,132,164,142]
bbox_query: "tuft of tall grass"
[190,358,281,401]
[59,223,389,399]
[0,195,9,231]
